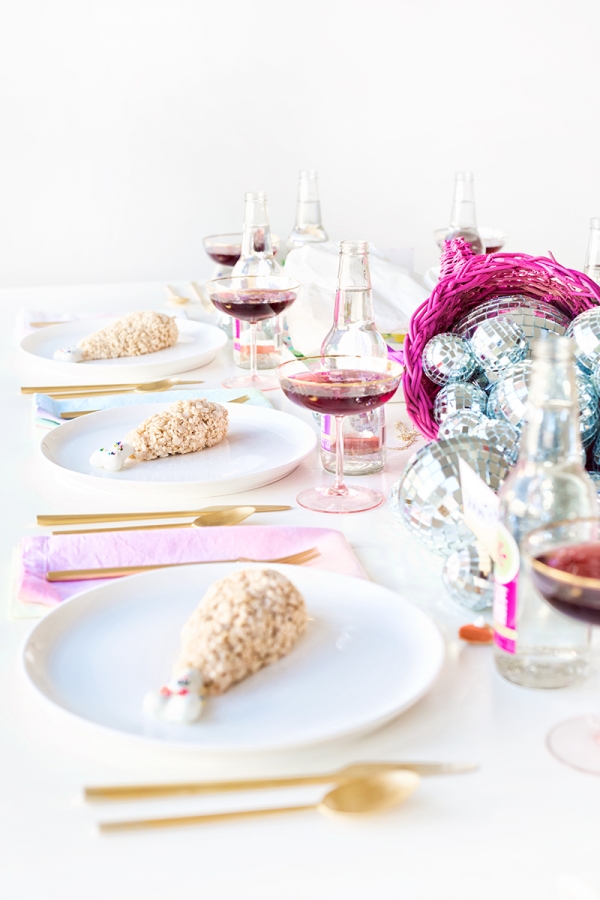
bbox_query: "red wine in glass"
[282,370,398,415]
[531,542,600,625]
[207,247,241,267]
[211,290,297,323]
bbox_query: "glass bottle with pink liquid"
[231,192,284,369]
[320,241,387,475]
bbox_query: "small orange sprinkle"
[459,623,494,644]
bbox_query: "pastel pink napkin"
[18,526,367,606]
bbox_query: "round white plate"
[21,563,444,752]
[39,402,317,500]
[19,317,227,384]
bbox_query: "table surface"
[2,280,600,900]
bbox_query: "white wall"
[1,0,599,288]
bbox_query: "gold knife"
[85,762,478,802]
[37,505,291,526]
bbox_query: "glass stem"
[332,415,348,496]
[249,321,258,381]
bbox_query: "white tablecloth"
[2,280,600,900]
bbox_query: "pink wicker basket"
[404,239,600,440]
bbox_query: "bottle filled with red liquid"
[231,192,284,368]
[320,241,388,475]
[494,338,597,689]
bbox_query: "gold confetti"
[389,420,421,450]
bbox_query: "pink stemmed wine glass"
[524,517,600,774]
[206,275,299,391]
[277,355,403,513]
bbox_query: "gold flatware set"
[87,761,477,833]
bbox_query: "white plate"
[20,563,444,752]
[39,402,317,500]
[19,317,227,384]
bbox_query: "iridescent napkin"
[18,526,368,606]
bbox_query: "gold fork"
[45,548,320,582]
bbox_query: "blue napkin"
[34,388,272,429]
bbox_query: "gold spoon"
[52,506,257,535]
[98,772,420,833]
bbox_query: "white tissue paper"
[283,242,428,356]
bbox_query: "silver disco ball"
[492,360,533,427]
[472,418,520,466]
[567,309,600,374]
[442,544,494,611]
[592,358,600,396]
[456,296,570,348]
[576,372,600,448]
[433,382,488,424]
[422,333,478,385]
[469,319,529,373]
[438,410,489,439]
[390,436,510,556]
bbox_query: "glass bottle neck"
[295,171,323,228]
[584,217,600,285]
[521,348,583,465]
[450,174,478,229]
[334,245,375,325]
[240,193,275,259]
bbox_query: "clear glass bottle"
[286,169,328,255]
[494,337,596,689]
[446,172,484,255]
[231,192,284,368]
[320,241,387,475]
[584,217,600,285]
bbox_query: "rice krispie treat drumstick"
[53,311,178,363]
[143,569,308,723]
[89,398,228,470]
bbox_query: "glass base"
[547,716,600,774]
[222,373,279,392]
[296,485,384,514]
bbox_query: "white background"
[2,0,600,288]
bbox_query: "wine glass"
[524,517,600,773]
[277,355,403,513]
[206,275,299,391]
[203,233,281,276]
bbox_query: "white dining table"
[2,279,600,900]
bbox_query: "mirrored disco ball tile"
[567,309,600,374]
[469,319,529,373]
[438,410,489,439]
[422,333,478,385]
[433,382,488,424]
[442,544,494,611]
[472,418,520,466]
[456,296,570,351]
[494,360,532,427]
[390,436,510,556]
